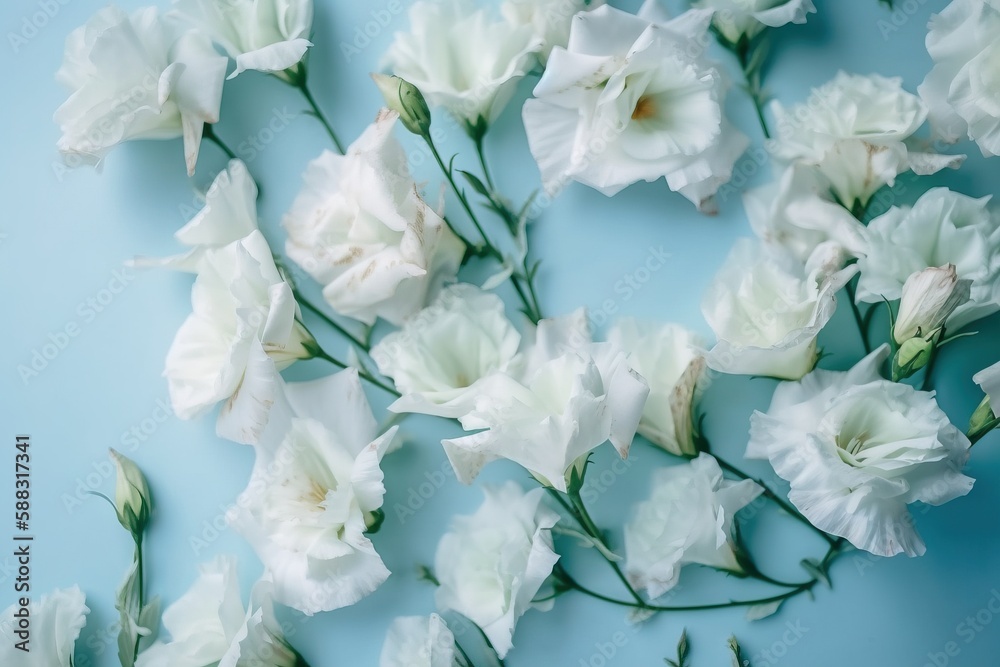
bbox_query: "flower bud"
[371,73,432,137]
[893,264,971,345]
[110,449,151,537]
[968,395,998,444]
[891,337,934,382]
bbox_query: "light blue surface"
[4,0,1000,665]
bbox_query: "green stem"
[295,290,368,350]
[290,68,346,154]
[474,132,497,193]
[970,417,1000,446]
[734,41,771,139]
[454,640,475,667]
[713,455,838,547]
[564,488,647,606]
[844,281,873,355]
[203,124,237,160]
[424,134,539,322]
[312,347,400,397]
[132,534,145,662]
[557,539,844,613]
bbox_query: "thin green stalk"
[203,124,237,160]
[714,455,837,547]
[295,290,368,350]
[733,41,771,139]
[132,534,145,662]
[556,539,844,613]
[289,67,345,153]
[454,640,475,667]
[565,488,646,606]
[312,347,400,397]
[424,135,539,322]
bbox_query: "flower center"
[631,95,658,121]
[300,477,329,510]
[836,431,871,459]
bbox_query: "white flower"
[135,159,260,272]
[434,482,559,659]
[769,72,962,208]
[624,454,762,599]
[372,283,520,418]
[136,558,299,667]
[893,264,971,344]
[165,230,314,442]
[607,318,706,457]
[975,361,1000,411]
[383,0,542,129]
[54,6,227,175]
[702,239,855,380]
[501,0,605,62]
[173,0,313,80]
[522,5,749,210]
[441,309,649,492]
[857,187,1000,332]
[283,110,464,326]
[228,365,398,615]
[693,0,815,44]
[0,587,89,666]
[743,164,865,265]
[919,0,1000,156]
[379,614,457,667]
[747,346,974,557]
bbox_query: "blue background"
[4,0,1000,665]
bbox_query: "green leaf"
[416,564,440,586]
[677,628,690,667]
[801,558,831,588]
[728,635,749,666]
[458,170,491,199]
[746,599,783,621]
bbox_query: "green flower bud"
[969,396,998,443]
[891,337,934,382]
[371,73,432,137]
[110,449,151,537]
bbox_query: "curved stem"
[295,290,368,350]
[714,454,837,547]
[473,133,497,193]
[424,134,540,322]
[733,41,771,139]
[557,539,844,613]
[203,124,237,160]
[454,640,475,667]
[312,346,400,397]
[559,487,646,606]
[744,569,811,589]
[290,68,346,154]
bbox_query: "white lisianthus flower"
[703,239,856,380]
[0,587,89,666]
[136,558,300,667]
[54,6,227,175]
[693,0,816,44]
[383,0,542,130]
[434,482,559,659]
[522,5,749,210]
[919,0,1000,156]
[743,164,865,265]
[372,283,520,418]
[165,230,314,442]
[769,72,963,209]
[283,110,464,326]
[608,318,707,457]
[857,188,1000,332]
[624,454,762,599]
[441,309,649,492]
[975,361,1000,411]
[379,614,458,667]
[228,365,398,615]
[173,0,313,80]
[501,0,605,62]
[747,346,974,557]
